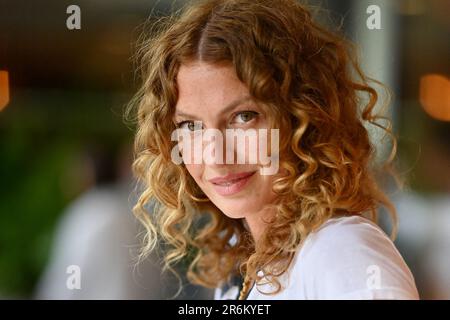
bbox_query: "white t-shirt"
[214,215,419,300]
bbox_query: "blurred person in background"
[34,140,210,299]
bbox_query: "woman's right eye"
[176,121,202,131]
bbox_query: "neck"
[244,207,276,243]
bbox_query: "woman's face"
[173,61,279,220]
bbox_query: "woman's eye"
[176,121,202,131]
[233,111,259,124]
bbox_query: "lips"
[208,171,256,185]
[208,171,257,196]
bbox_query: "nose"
[202,127,235,167]
[203,127,260,167]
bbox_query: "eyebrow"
[174,95,254,120]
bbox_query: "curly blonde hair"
[127,0,400,297]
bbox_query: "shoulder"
[300,215,396,256]
[290,215,420,299]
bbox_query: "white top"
[214,215,420,300]
[34,185,172,299]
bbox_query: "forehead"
[175,62,250,114]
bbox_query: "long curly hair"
[126,0,400,297]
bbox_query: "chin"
[210,198,261,220]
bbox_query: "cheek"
[184,164,204,184]
[255,174,278,201]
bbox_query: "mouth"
[208,171,257,196]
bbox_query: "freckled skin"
[174,61,280,239]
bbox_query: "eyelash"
[175,110,259,130]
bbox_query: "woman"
[127,0,419,299]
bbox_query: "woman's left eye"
[232,111,259,124]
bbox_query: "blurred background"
[0,0,449,299]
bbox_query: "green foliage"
[0,89,132,297]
